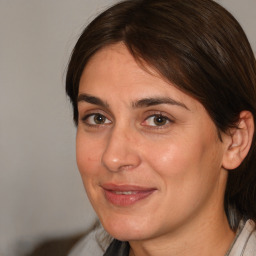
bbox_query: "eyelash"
[81,113,112,127]
[141,114,173,128]
[80,112,174,129]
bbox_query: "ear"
[222,111,254,170]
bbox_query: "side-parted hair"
[66,0,256,229]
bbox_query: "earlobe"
[222,111,254,170]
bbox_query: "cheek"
[143,135,224,220]
[76,132,102,178]
[145,135,203,178]
[76,133,104,206]
[144,130,221,194]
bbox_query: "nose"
[101,127,141,172]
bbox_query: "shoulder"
[229,219,256,256]
[68,223,112,256]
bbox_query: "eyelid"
[79,110,112,127]
[86,113,111,122]
[141,111,175,128]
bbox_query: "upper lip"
[101,183,157,192]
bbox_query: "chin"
[100,214,151,241]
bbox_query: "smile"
[101,184,157,207]
[113,191,137,195]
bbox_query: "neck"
[129,212,235,256]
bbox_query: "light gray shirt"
[69,220,256,256]
[227,219,256,256]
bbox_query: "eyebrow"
[132,97,189,110]
[77,93,189,110]
[77,93,109,108]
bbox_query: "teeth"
[114,191,135,195]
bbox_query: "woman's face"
[76,43,229,242]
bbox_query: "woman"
[66,0,256,255]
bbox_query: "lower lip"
[103,189,155,206]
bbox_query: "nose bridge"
[101,124,141,172]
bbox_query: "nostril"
[101,129,142,172]
[119,164,137,171]
[101,149,141,173]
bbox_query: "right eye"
[82,113,111,126]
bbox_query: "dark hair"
[66,0,256,229]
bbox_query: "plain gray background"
[0,1,255,256]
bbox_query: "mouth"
[101,184,157,207]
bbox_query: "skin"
[76,43,236,256]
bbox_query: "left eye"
[143,115,170,127]
[83,113,111,125]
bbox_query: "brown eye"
[143,115,171,127]
[82,113,111,126]
[94,114,106,124]
[153,115,167,126]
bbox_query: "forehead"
[80,43,161,90]
[78,43,200,111]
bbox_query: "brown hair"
[66,0,256,229]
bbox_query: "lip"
[101,183,157,207]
